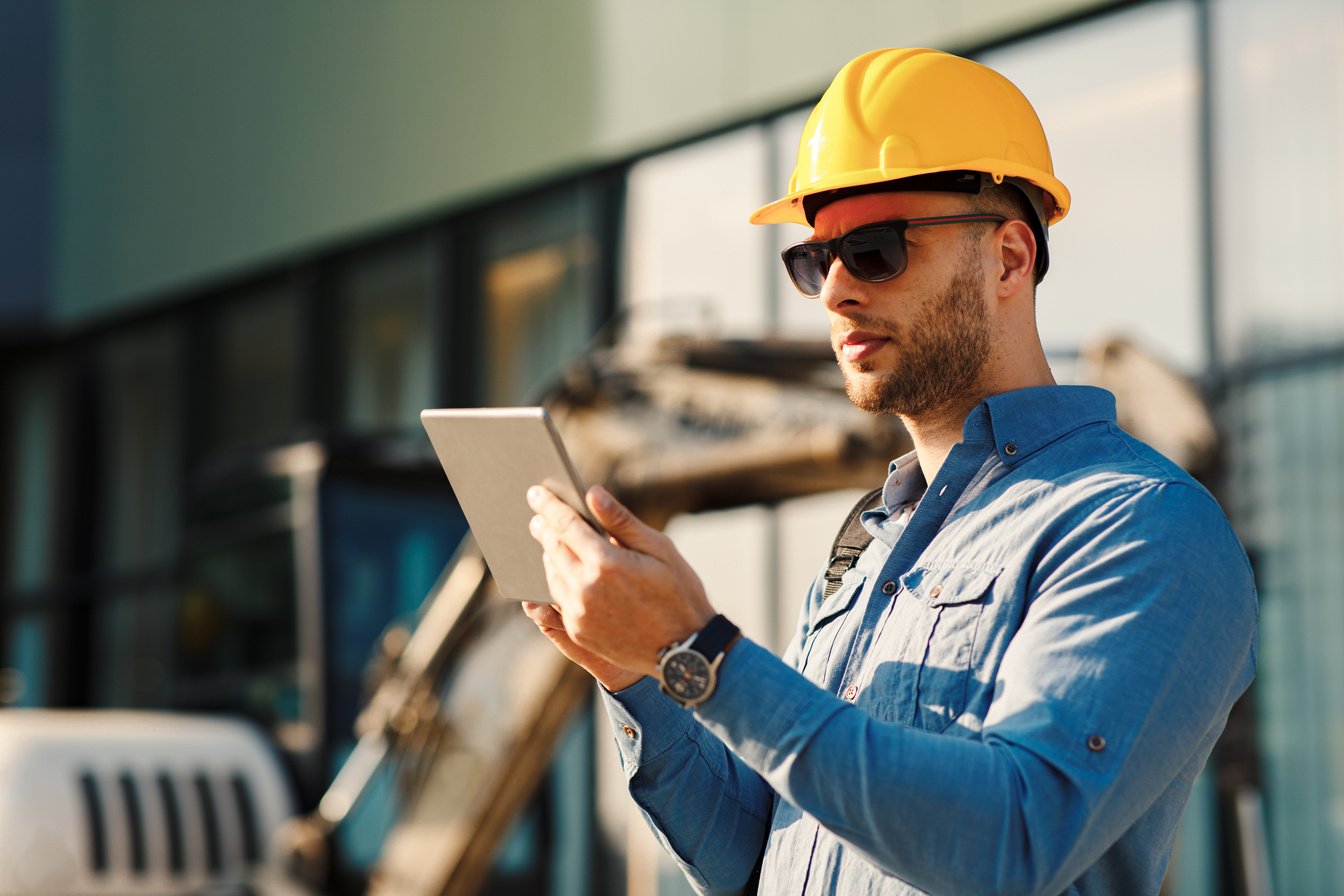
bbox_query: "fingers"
[526,483,711,673]
[522,600,564,631]
[586,485,665,555]
[529,514,580,571]
[527,486,609,557]
[530,515,583,606]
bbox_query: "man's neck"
[903,371,1054,483]
[902,397,981,487]
[901,334,1058,484]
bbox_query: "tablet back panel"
[420,408,594,603]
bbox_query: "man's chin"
[843,371,906,417]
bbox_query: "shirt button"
[929,585,943,598]
[1004,442,1019,456]
[843,685,858,701]
[1087,734,1106,752]
[881,580,897,595]
[622,725,636,739]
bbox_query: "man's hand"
[520,601,643,692]
[524,484,715,680]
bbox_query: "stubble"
[837,249,992,418]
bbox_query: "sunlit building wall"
[3,1,1343,893]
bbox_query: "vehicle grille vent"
[76,767,265,878]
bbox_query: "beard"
[835,249,992,418]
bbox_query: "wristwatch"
[656,614,741,708]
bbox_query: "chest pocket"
[890,565,998,732]
[798,571,866,687]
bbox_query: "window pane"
[477,184,605,405]
[204,281,302,453]
[4,364,69,708]
[88,587,176,707]
[1223,362,1344,896]
[981,1,1205,374]
[321,475,466,743]
[2,613,48,707]
[1213,0,1344,358]
[173,477,300,727]
[336,236,439,432]
[623,127,771,342]
[769,108,827,340]
[96,324,184,571]
[2,362,63,590]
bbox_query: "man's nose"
[820,257,867,314]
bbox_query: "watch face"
[662,650,712,702]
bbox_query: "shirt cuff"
[601,675,697,775]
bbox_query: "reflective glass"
[981,1,1204,374]
[336,235,439,432]
[89,586,177,708]
[172,526,298,718]
[94,325,183,711]
[2,362,62,591]
[1211,4,1344,893]
[2,615,47,707]
[477,184,605,405]
[770,108,824,339]
[1223,362,1344,896]
[321,476,466,741]
[623,127,771,342]
[96,324,184,570]
[1213,0,1344,358]
[170,463,304,725]
[204,281,302,453]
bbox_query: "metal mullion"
[1195,0,1223,391]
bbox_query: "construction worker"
[524,48,1256,895]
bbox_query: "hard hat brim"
[749,160,1071,227]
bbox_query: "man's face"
[810,192,996,418]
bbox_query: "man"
[523,48,1256,895]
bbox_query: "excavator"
[0,334,1265,896]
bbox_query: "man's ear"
[996,219,1036,294]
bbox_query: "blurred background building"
[1,0,1341,893]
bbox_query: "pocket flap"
[899,566,1000,607]
[811,572,865,629]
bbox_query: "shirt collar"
[855,452,925,548]
[967,384,1117,466]
[861,385,1117,543]
[881,451,926,508]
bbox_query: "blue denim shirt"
[602,385,1257,896]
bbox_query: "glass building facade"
[3,0,1343,892]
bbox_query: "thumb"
[588,485,663,554]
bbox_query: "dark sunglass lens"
[782,244,830,297]
[840,225,906,282]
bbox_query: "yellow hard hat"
[751,48,1070,235]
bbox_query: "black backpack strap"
[822,487,885,598]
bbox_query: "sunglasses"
[780,213,1006,298]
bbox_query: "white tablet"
[420,407,601,604]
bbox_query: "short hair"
[963,182,1047,287]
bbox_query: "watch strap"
[690,614,739,661]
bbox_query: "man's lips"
[838,330,889,362]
